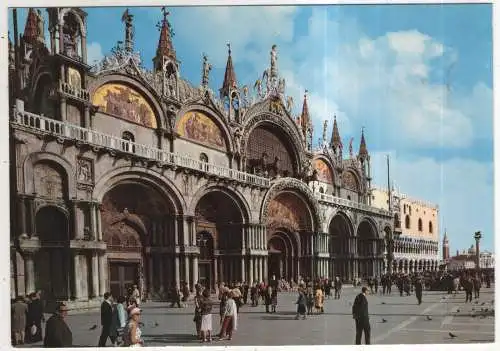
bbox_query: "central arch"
[194,190,246,290]
[265,191,312,282]
[329,212,354,281]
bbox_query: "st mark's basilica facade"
[8,7,393,307]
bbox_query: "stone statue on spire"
[270,44,278,78]
[201,54,211,89]
[121,9,134,52]
[322,120,328,147]
[36,9,45,44]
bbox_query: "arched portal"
[357,221,378,279]
[329,212,354,282]
[267,231,298,281]
[195,191,245,289]
[101,182,175,299]
[35,206,70,300]
[265,192,311,282]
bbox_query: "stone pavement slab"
[17,285,495,346]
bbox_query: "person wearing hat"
[123,307,144,347]
[43,302,72,347]
[11,296,28,345]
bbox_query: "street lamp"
[474,231,482,273]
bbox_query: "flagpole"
[13,8,19,98]
[387,155,391,212]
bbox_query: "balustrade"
[315,192,391,217]
[13,110,270,188]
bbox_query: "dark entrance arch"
[267,231,298,281]
[101,182,175,299]
[357,220,378,278]
[195,191,245,289]
[329,212,354,281]
[196,231,214,290]
[35,206,70,300]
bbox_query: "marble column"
[175,256,180,288]
[214,257,219,288]
[96,205,103,241]
[60,97,67,122]
[148,256,154,295]
[263,256,268,283]
[184,256,190,288]
[18,198,27,236]
[73,203,82,240]
[241,256,246,282]
[193,256,199,288]
[98,253,107,296]
[249,257,254,284]
[73,252,81,299]
[24,253,35,295]
[91,252,99,298]
[158,256,164,292]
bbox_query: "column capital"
[19,236,41,255]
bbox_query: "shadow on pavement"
[143,333,199,344]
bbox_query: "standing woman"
[193,289,203,339]
[123,307,144,347]
[216,288,228,337]
[219,290,238,341]
[295,287,307,320]
[315,285,324,314]
[199,289,213,343]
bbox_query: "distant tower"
[299,90,313,151]
[442,230,450,261]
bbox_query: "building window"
[405,215,410,229]
[429,221,433,234]
[394,213,400,228]
[418,218,423,231]
[347,195,351,201]
[199,153,209,163]
[121,131,135,153]
[319,187,324,194]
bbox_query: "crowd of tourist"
[11,269,494,347]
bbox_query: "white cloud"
[87,42,104,65]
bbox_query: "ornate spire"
[443,229,448,243]
[220,43,238,99]
[300,90,311,135]
[330,114,342,149]
[8,33,15,70]
[358,127,369,160]
[154,6,176,70]
[23,8,38,44]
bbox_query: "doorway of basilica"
[267,232,295,280]
[109,261,140,298]
[196,231,214,290]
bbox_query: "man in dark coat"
[352,287,371,345]
[98,292,114,346]
[472,275,481,299]
[27,292,45,343]
[43,302,72,347]
[415,277,423,305]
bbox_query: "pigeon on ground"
[381,302,386,305]
[153,322,159,327]
[474,301,479,305]
[455,309,460,313]
[481,302,486,306]
[89,324,97,330]
[472,308,475,311]
[426,315,432,321]
[381,318,387,323]
[471,314,476,318]
[449,332,457,338]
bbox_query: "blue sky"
[9,4,493,254]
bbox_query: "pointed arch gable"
[176,104,232,153]
[342,167,361,192]
[89,73,165,130]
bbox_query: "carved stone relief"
[77,157,93,184]
[33,163,64,199]
[342,171,359,192]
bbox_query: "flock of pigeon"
[373,295,495,340]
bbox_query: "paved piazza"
[21,286,495,347]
